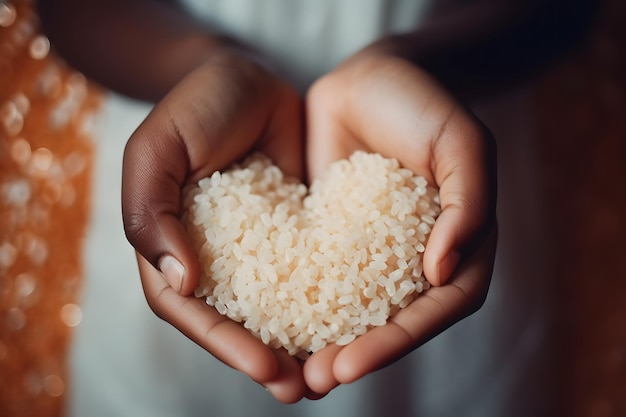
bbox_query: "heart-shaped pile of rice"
[182,151,440,356]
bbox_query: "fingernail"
[438,251,460,285]
[159,255,185,293]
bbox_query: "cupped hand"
[303,53,498,394]
[121,49,308,403]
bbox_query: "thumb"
[121,112,200,296]
[424,112,497,286]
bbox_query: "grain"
[182,151,440,356]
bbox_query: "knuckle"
[122,207,158,260]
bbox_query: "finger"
[121,66,259,295]
[263,348,308,404]
[137,254,280,383]
[302,343,343,395]
[424,113,496,285]
[122,102,261,296]
[122,112,201,295]
[326,225,496,384]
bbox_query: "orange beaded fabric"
[1,1,101,416]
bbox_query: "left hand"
[302,52,498,395]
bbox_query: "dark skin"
[38,0,595,403]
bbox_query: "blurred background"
[1,0,625,416]
[479,0,626,411]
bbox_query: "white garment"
[69,2,554,416]
[182,0,428,90]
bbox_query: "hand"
[302,53,498,394]
[121,49,309,403]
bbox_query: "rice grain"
[182,151,440,356]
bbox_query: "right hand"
[121,49,308,403]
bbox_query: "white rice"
[182,151,440,356]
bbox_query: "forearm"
[37,0,243,101]
[360,0,598,94]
